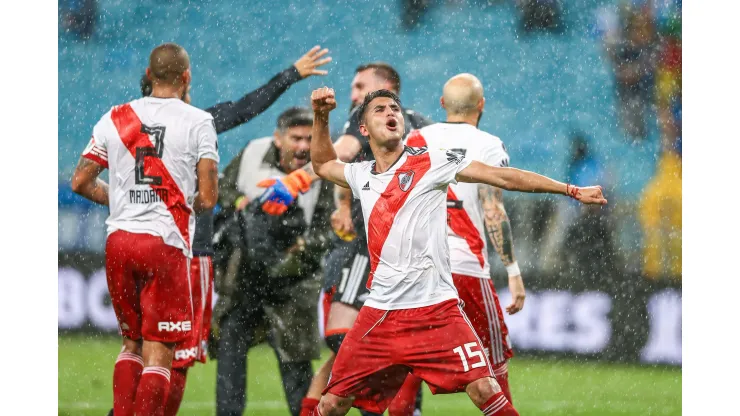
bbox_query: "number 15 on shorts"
[453,342,486,372]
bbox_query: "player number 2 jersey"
[81,97,219,257]
[344,146,473,310]
[407,123,510,279]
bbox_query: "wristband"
[234,195,247,209]
[506,262,521,278]
[565,184,580,199]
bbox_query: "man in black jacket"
[214,107,334,416]
[108,45,331,416]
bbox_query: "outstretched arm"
[70,157,109,206]
[310,87,349,188]
[457,161,607,205]
[206,46,332,134]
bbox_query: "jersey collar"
[371,146,410,175]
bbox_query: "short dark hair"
[141,73,152,97]
[356,89,402,124]
[276,107,313,131]
[356,62,401,93]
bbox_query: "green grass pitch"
[58,335,681,415]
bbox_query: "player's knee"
[319,394,353,416]
[121,337,143,355]
[466,377,501,407]
[325,332,347,355]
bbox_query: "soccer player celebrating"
[139,44,332,416]
[70,43,219,416]
[307,87,607,416]
[257,63,432,416]
[404,73,527,404]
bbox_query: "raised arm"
[310,87,349,188]
[206,46,332,134]
[457,161,607,205]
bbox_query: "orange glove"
[256,169,312,216]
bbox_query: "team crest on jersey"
[398,171,415,192]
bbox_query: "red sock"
[388,374,423,416]
[113,352,143,416]
[493,362,513,404]
[479,391,518,416]
[134,366,171,416]
[163,367,188,416]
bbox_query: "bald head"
[441,73,485,117]
[148,43,190,86]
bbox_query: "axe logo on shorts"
[158,321,192,332]
[398,171,415,192]
[174,346,198,360]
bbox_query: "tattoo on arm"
[73,157,109,206]
[479,185,515,266]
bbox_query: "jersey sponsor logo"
[129,189,169,204]
[174,346,198,361]
[398,171,415,192]
[158,321,192,332]
[362,181,370,191]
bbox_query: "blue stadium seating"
[59,0,661,197]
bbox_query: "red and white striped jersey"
[344,146,473,310]
[81,97,219,257]
[406,123,510,279]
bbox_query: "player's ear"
[440,96,446,110]
[145,68,152,82]
[359,123,369,137]
[478,97,485,112]
[182,69,192,86]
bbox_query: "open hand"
[294,45,332,78]
[506,275,526,315]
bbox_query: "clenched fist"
[311,87,337,115]
[567,185,608,205]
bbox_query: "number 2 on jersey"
[135,124,166,185]
[453,342,486,372]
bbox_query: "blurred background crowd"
[59,0,681,282]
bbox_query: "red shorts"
[453,274,514,365]
[324,299,493,414]
[105,230,193,344]
[173,256,214,369]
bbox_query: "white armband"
[506,262,521,278]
